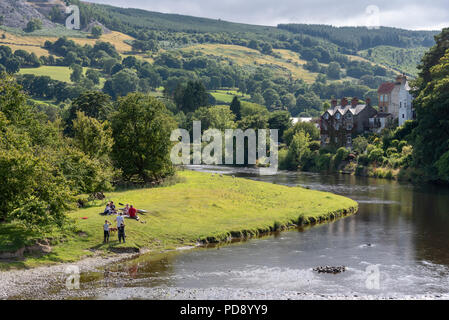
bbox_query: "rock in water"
[313,266,346,274]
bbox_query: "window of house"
[324,113,329,120]
[335,113,341,120]
[347,136,352,144]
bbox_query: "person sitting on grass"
[110,201,116,214]
[103,220,111,243]
[128,205,139,221]
[118,222,126,243]
[123,204,130,215]
[103,203,111,215]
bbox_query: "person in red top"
[128,205,138,220]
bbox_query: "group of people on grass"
[102,201,140,244]
[103,201,139,220]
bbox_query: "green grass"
[18,66,105,86]
[0,25,89,38]
[210,89,251,104]
[0,170,357,269]
[19,66,76,83]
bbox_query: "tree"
[111,93,176,182]
[327,62,341,79]
[72,111,113,160]
[174,80,209,113]
[70,64,83,83]
[67,91,113,132]
[268,111,292,142]
[0,75,72,226]
[411,28,449,180]
[230,96,242,121]
[91,26,103,39]
[285,131,312,170]
[103,68,139,99]
[283,122,320,145]
[262,88,280,109]
[352,136,369,154]
[293,92,322,116]
[281,93,296,110]
[193,105,236,132]
[86,69,101,85]
[24,19,42,33]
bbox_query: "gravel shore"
[0,251,143,300]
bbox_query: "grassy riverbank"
[0,170,358,269]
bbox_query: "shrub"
[368,148,384,164]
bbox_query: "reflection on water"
[68,166,449,299]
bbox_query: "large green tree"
[411,28,449,181]
[111,93,176,182]
[174,80,209,113]
[67,91,113,132]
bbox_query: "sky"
[87,0,449,31]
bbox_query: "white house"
[378,75,414,126]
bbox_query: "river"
[60,166,449,299]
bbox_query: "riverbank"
[0,170,358,270]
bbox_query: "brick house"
[320,97,377,148]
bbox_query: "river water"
[63,166,449,299]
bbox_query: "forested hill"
[81,1,437,51]
[84,3,281,35]
[277,24,437,51]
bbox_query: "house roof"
[378,82,396,94]
[325,104,369,117]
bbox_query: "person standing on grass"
[118,222,126,243]
[116,212,124,227]
[103,220,111,243]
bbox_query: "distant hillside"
[359,46,429,77]
[0,0,56,29]
[277,24,437,51]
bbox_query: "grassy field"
[19,66,106,86]
[0,170,357,269]
[210,89,251,104]
[19,66,74,82]
[180,44,318,83]
[0,30,134,56]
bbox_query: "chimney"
[396,74,406,85]
[365,97,371,107]
[341,98,348,107]
[351,97,358,108]
[331,98,338,108]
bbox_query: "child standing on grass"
[118,222,126,243]
[103,220,111,243]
